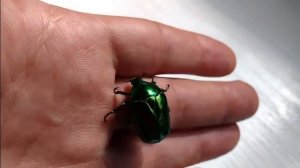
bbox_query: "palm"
[1,1,258,168]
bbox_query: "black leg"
[114,87,130,96]
[151,77,156,84]
[104,102,126,122]
[104,111,115,122]
[161,84,170,92]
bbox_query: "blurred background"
[42,0,300,167]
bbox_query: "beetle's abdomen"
[132,92,170,144]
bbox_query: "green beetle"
[105,77,170,144]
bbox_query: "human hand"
[1,0,258,167]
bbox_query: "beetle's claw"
[114,87,130,95]
[104,111,114,122]
[114,87,119,93]
[161,84,170,92]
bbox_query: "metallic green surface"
[130,77,170,144]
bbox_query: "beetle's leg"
[151,77,156,84]
[114,87,130,96]
[104,111,114,122]
[104,102,126,122]
[124,76,136,82]
[161,84,170,92]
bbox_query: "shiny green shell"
[129,77,170,144]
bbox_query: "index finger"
[105,17,236,77]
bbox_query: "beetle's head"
[130,76,142,85]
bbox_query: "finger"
[109,78,258,130]
[41,4,235,76]
[141,124,240,168]
[158,79,258,129]
[104,17,236,77]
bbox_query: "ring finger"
[158,78,259,129]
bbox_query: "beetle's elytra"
[105,77,170,144]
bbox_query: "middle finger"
[155,78,259,129]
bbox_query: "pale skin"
[1,0,259,168]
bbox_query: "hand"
[1,0,259,167]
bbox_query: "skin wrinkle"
[216,83,232,125]
[56,160,99,168]
[8,18,107,165]
[168,79,188,128]
[73,44,98,74]
[204,125,239,161]
[160,80,249,129]
[35,39,68,126]
[106,23,125,76]
[106,23,119,74]
[233,81,258,120]
[19,7,52,96]
[14,119,102,168]
[62,127,100,161]
[1,84,17,125]
[108,18,164,77]
[188,126,235,164]
[17,111,104,167]
[2,77,28,139]
[15,121,61,168]
[46,15,66,44]
[198,132,214,162]
[41,26,65,62]
[219,81,254,124]
[47,96,68,127]
[193,34,206,74]
[196,36,212,74]
[71,48,113,108]
[154,129,207,168]
[1,9,24,83]
[160,25,203,75]
[154,144,172,167]
[12,93,69,166]
[15,135,40,167]
[151,21,169,76]
[157,23,172,76]
[196,35,233,75]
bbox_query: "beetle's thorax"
[130,77,143,86]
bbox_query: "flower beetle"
[105,77,170,144]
